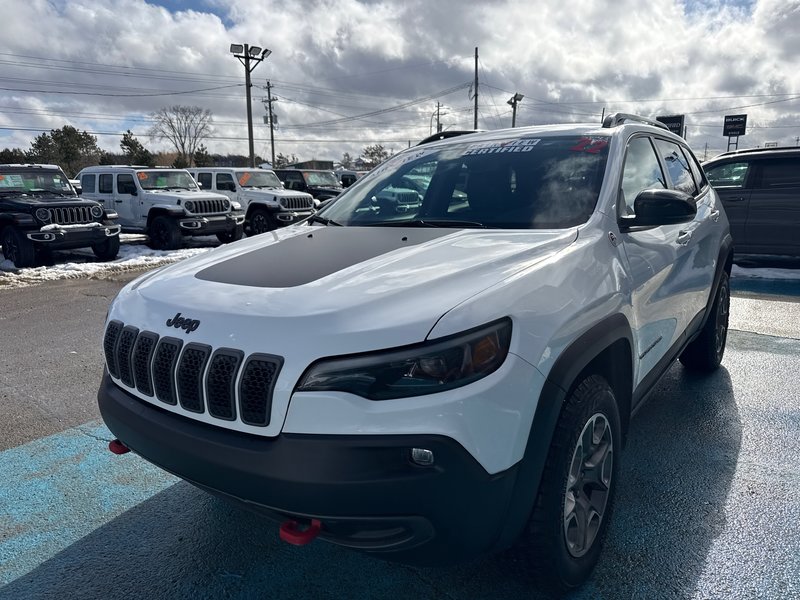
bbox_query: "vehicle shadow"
[0,364,739,600]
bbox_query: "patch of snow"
[0,235,220,290]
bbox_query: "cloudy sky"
[2,0,798,165]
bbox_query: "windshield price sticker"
[137,172,149,181]
[239,172,252,186]
[462,138,540,156]
[0,174,24,187]
[569,137,608,154]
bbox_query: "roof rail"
[715,146,797,157]
[417,130,481,146]
[601,113,670,132]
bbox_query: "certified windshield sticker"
[137,172,149,181]
[0,174,24,187]
[462,138,540,156]
[239,172,252,186]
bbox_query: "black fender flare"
[696,233,734,334]
[491,312,634,552]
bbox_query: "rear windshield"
[321,135,610,229]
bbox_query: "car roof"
[705,147,800,163]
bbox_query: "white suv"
[187,167,315,235]
[77,166,245,249]
[98,115,732,593]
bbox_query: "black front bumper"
[179,213,245,236]
[26,224,120,250]
[98,373,523,565]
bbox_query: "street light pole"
[230,43,271,168]
[507,92,524,128]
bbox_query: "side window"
[682,146,707,192]
[654,139,697,195]
[757,158,800,189]
[704,161,750,189]
[216,173,235,191]
[620,137,666,215]
[117,173,136,195]
[98,174,113,194]
[80,174,96,194]
[197,173,212,190]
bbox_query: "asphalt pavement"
[1,272,799,599]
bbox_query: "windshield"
[235,170,283,188]
[135,170,199,191]
[0,170,76,198]
[320,135,610,229]
[304,171,341,187]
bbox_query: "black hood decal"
[194,227,452,288]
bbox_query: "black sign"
[656,115,685,137]
[723,114,747,137]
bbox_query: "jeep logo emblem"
[166,312,201,333]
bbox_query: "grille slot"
[103,320,124,378]
[48,206,94,224]
[191,199,227,215]
[280,196,314,210]
[177,343,211,413]
[153,337,183,405]
[239,354,283,426]
[206,349,244,420]
[117,326,140,388]
[132,332,159,397]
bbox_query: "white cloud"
[1,0,799,164]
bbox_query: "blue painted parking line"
[0,422,176,586]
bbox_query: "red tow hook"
[279,519,322,546]
[108,439,130,455]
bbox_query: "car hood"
[143,189,228,202]
[241,188,313,200]
[114,225,577,354]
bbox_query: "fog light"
[411,448,434,466]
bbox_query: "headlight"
[223,199,231,210]
[35,208,51,222]
[296,319,511,400]
[90,205,103,218]
[184,200,195,213]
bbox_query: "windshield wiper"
[367,219,486,229]
[307,214,343,227]
[27,189,72,197]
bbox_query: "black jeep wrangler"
[0,164,121,268]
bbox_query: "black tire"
[511,374,621,595]
[1,226,36,268]
[148,216,182,250]
[248,208,276,235]
[217,225,244,244]
[92,235,121,261]
[679,271,730,372]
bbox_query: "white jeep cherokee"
[98,114,732,593]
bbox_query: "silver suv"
[98,114,732,594]
[77,166,245,249]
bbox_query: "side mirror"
[620,189,696,229]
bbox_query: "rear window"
[758,158,800,188]
[321,135,610,229]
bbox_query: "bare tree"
[149,105,213,167]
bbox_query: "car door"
[617,135,709,385]
[744,156,800,255]
[114,173,140,226]
[703,159,752,250]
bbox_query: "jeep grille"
[48,206,94,224]
[279,196,314,210]
[188,199,228,215]
[103,320,282,428]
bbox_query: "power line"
[0,83,242,98]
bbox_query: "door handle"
[710,209,720,222]
[115,200,124,203]
[677,231,692,245]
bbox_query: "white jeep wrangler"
[77,166,245,249]
[187,167,315,235]
[98,114,732,594]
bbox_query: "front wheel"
[1,227,36,268]
[510,374,621,594]
[148,216,182,250]
[248,208,276,235]
[217,225,244,244]
[92,235,121,261]
[679,271,730,372]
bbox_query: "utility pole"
[473,47,479,130]
[796,136,799,147]
[265,80,276,166]
[704,142,708,161]
[436,102,442,133]
[230,43,271,168]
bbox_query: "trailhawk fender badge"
[166,312,201,333]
